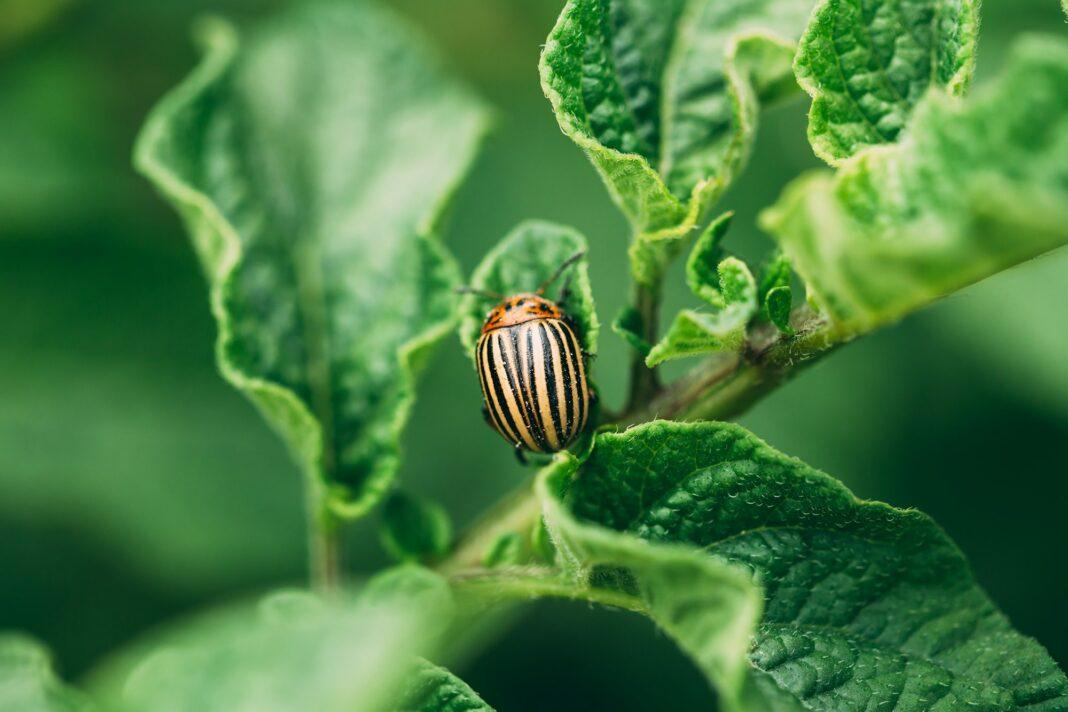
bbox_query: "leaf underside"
[763,35,1068,335]
[135,2,488,518]
[539,421,1067,711]
[401,660,494,712]
[540,0,818,283]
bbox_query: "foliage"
[134,2,489,520]
[4,0,1067,710]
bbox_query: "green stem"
[438,306,837,576]
[624,281,663,412]
[306,482,342,593]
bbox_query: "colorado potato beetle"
[460,252,592,461]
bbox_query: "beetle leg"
[481,403,492,425]
[513,442,528,465]
[557,275,573,304]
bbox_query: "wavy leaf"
[762,35,1068,335]
[539,0,817,284]
[538,421,1067,710]
[795,0,979,163]
[134,3,489,518]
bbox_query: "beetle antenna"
[536,250,587,295]
[455,285,504,301]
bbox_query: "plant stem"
[624,281,663,412]
[438,306,837,576]
[306,481,342,593]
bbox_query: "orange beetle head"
[481,293,563,333]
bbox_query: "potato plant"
[6,0,1068,709]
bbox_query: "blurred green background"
[1,0,1065,708]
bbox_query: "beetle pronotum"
[460,252,592,461]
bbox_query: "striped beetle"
[460,252,592,462]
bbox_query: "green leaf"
[538,421,1068,710]
[539,0,817,284]
[380,491,453,563]
[795,0,979,163]
[611,306,653,358]
[757,250,794,334]
[761,35,1068,336]
[458,221,598,359]
[93,567,457,712]
[400,660,493,712]
[685,212,735,307]
[646,257,757,366]
[135,3,489,519]
[0,635,89,711]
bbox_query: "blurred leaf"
[795,0,979,163]
[458,221,598,358]
[93,567,456,712]
[0,635,89,711]
[400,659,493,712]
[135,3,489,519]
[482,532,523,569]
[539,421,1068,711]
[761,36,1068,336]
[611,306,652,358]
[380,492,452,563]
[539,0,816,283]
[646,257,757,366]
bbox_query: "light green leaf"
[763,286,794,334]
[796,0,979,164]
[399,660,493,712]
[0,635,89,711]
[647,257,757,366]
[539,0,817,284]
[380,491,453,563]
[458,221,597,359]
[135,3,489,519]
[761,35,1068,336]
[93,568,456,712]
[538,421,1068,710]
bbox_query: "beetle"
[460,252,592,461]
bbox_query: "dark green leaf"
[400,660,493,712]
[93,567,456,712]
[757,251,794,334]
[685,212,735,307]
[380,491,453,563]
[135,4,489,518]
[795,0,979,163]
[458,221,597,359]
[539,421,1067,710]
[611,305,653,358]
[762,36,1068,336]
[0,635,89,711]
[540,0,817,284]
